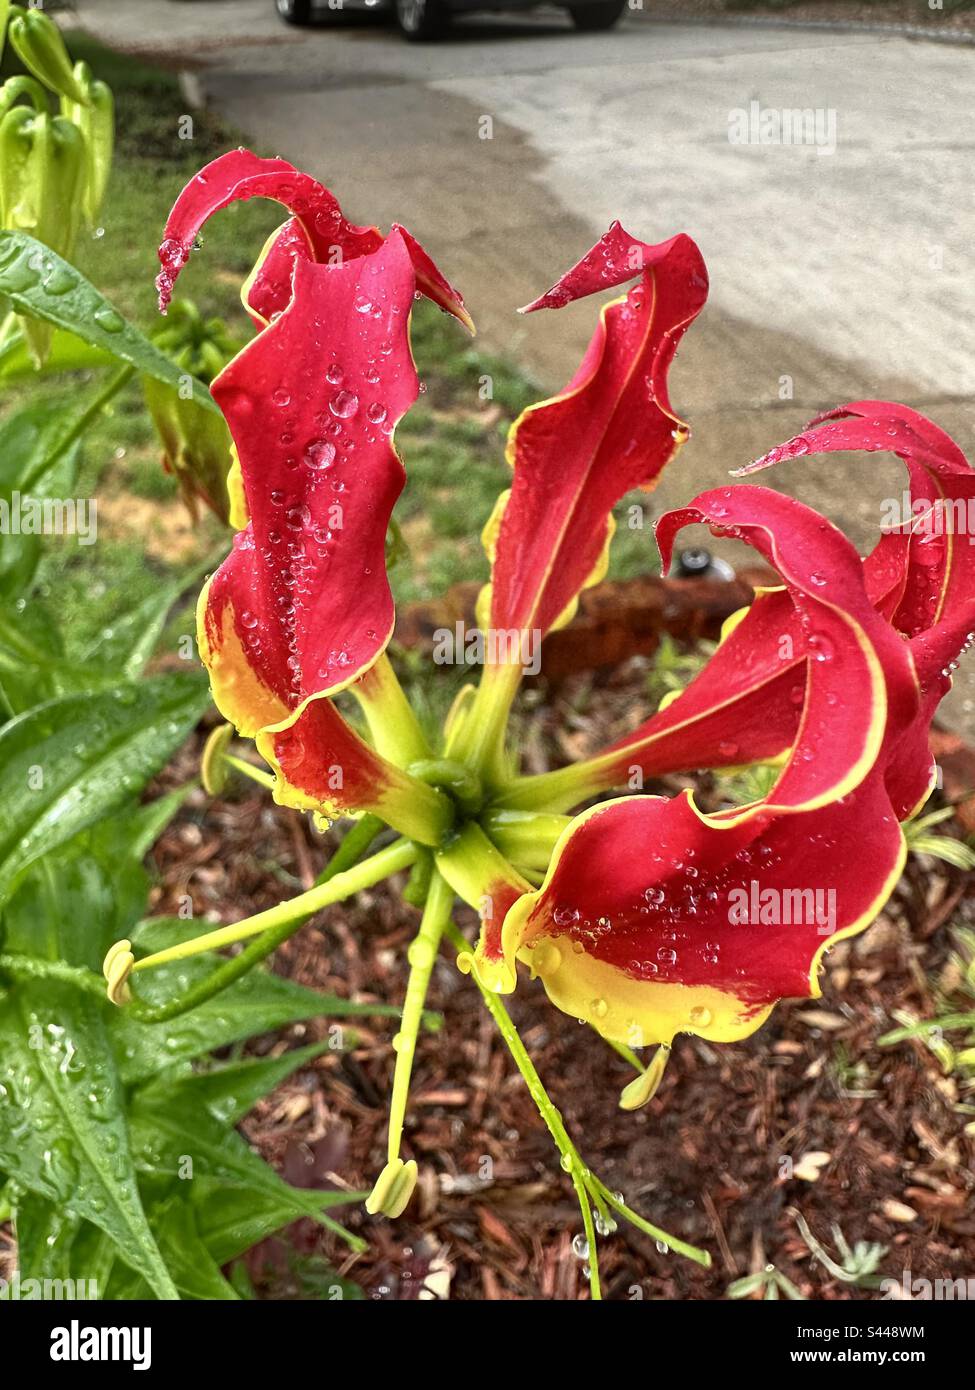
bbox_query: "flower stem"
[444,922,711,1288]
[444,662,522,787]
[224,753,275,789]
[443,920,602,1300]
[481,808,571,870]
[385,869,454,1164]
[604,1036,646,1073]
[125,838,414,978]
[0,953,105,997]
[124,816,387,1024]
[353,653,431,767]
[588,1175,711,1268]
[22,364,135,493]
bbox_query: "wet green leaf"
[0,232,220,414]
[0,674,208,904]
[0,980,177,1299]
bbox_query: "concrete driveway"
[76,0,975,724]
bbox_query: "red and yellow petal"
[434,823,534,991]
[156,149,382,320]
[256,695,452,845]
[507,485,920,815]
[202,236,423,718]
[483,223,707,644]
[157,150,470,331]
[884,604,975,820]
[495,783,904,1046]
[654,485,919,814]
[736,401,975,639]
[163,154,471,829]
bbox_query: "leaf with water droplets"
[0,231,220,414]
[0,980,178,1299]
[0,673,208,905]
[0,399,82,603]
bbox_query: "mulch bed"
[144,650,975,1301]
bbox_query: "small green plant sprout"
[880,927,975,1132]
[727,1263,807,1301]
[791,1209,889,1291]
[903,805,975,871]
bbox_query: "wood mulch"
[143,651,975,1301]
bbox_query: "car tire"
[568,0,625,30]
[276,0,312,25]
[394,0,449,41]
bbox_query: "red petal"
[157,150,470,331]
[200,235,420,719]
[654,486,918,812]
[156,150,382,317]
[735,401,975,639]
[257,696,451,844]
[885,605,975,819]
[497,780,904,1045]
[486,225,707,640]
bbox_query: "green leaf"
[105,1195,240,1301]
[0,399,81,601]
[0,601,129,716]
[0,323,115,379]
[191,1177,361,1268]
[80,579,186,680]
[0,232,220,415]
[112,916,399,1085]
[1,790,187,971]
[127,1089,364,1250]
[138,1042,330,1128]
[113,784,198,862]
[68,1220,118,1296]
[0,980,178,1299]
[3,839,135,971]
[11,1191,82,1288]
[0,673,208,904]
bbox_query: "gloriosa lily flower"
[104,149,974,1297]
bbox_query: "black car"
[276,0,627,42]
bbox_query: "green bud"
[0,73,49,118]
[143,375,234,525]
[8,8,89,105]
[61,61,114,225]
[0,105,85,363]
[143,301,241,523]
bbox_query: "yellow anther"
[102,938,135,1007]
[618,1044,671,1112]
[201,722,234,796]
[365,1158,418,1219]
